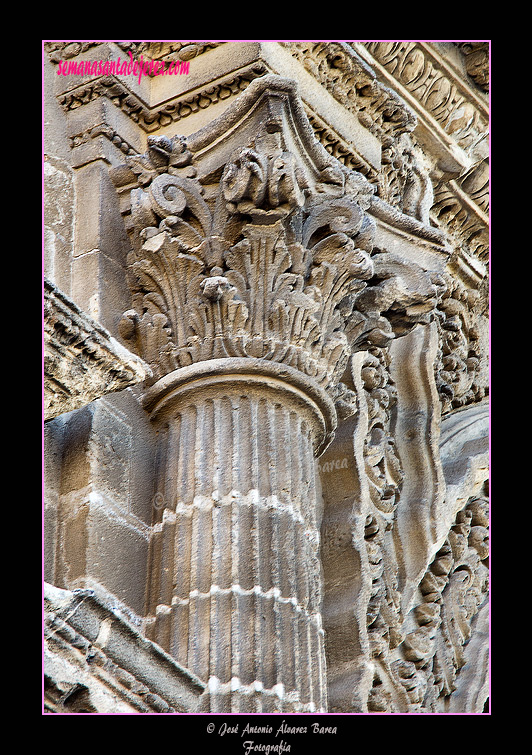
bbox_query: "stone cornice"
[115,41,224,68]
[56,64,268,134]
[432,176,489,266]
[304,106,380,182]
[44,278,151,421]
[357,42,488,158]
[44,41,100,61]
[49,42,488,180]
[44,40,223,66]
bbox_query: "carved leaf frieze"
[364,42,488,150]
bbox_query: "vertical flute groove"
[146,381,328,711]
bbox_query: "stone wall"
[43,40,489,716]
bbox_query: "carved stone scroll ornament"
[435,272,486,414]
[111,75,440,712]
[363,491,489,714]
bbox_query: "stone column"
[112,75,440,714]
[144,358,334,712]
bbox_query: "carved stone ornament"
[43,40,490,716]
[44,278,151,421]
[112,76,440,421]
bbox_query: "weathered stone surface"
[43,40,489,715]
[44,279,151,421]
[44,583,204,712]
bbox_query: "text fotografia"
[209,720,338,753]
[56,51,190,84]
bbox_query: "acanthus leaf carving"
[114,76,441,415]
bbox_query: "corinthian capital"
[112,75,439,411]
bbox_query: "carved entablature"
[111,75,441,417]
[44,41,100,61]
[286,41,417,142]
[360,42,489,265]
[115,41,223,68]
[285,41,489,275]
[286,42,423,213]
[363,42,488,159]
[51,41,489,277]
[56,61,268,137]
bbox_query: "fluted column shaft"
[144,359,335,713]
